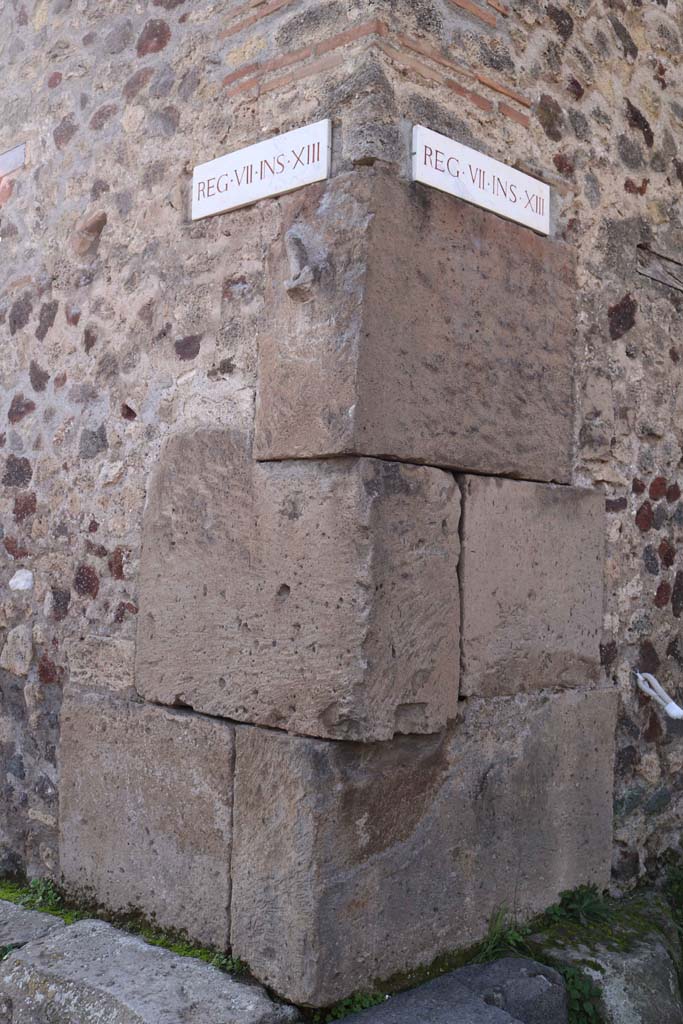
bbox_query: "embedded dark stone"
[123,67,154,101]
[35,301,59,341]
[38,656,59,686]
[643,709,664,742]
[608,293,637,339]
[659,539,676,568]
[90,104,118,130]
[74,565,99,599]
[643,545,659,575]
[649,476,667,500]
[136,19,171,57]
[600,640,618,667]
[610,15,638,60]
[553,152,574,176]
[626,99,654,148]
[612,845,640,881]
[667,483,681,503]
[639,639,660,673]
[148,105,180,137]
[9,293,33,335]
[13,492,36,522]
[567,76,584,100]
[635,501,653,532]
[606,496,627,512]
[50,588,71,621]
[624,178,648,195]
[654,581,671,608]
[54,114,78,149]
[175,335,201,360]
[654,503,668,529]
[673,571,683,618]
[632,477,645,494]
[644,787,671,814]
[121,403,137,420]
[618,134,644,169]
[153,0,186,7]
[83,327,98,353]
[86,539,108,558]
[108,547,125,580]
[79,424,108,460]
[8,393,36,425]
[29,360,49,392]
[2,455,32,487]
[114,600,138,623]
[5,536,29,559]
[548,4,573,41]
[537,93,565,141]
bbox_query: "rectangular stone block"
[254,168,576,483]
[135,428,460,741]
[230,688,617,1007]
[459,475,605,697]
[59,692,234,948]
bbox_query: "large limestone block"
[59,693,234,948]
[459,475,605,697]
[0,919,300,1024]
[135,428,460,741]
[230,688,617,1007]
[255,168,576,484]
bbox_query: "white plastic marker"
[192,119,332,221]
[635,670,683,719]
[412,125,550,235]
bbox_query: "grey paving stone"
[344,975,523,1022]
[0,900,65,948]
[454,959,568,1024]
[0,919,299,1024]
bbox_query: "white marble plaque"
[412,125,550,235]
[0,143,26,177]
[192,119,331,221]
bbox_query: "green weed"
[560,965,603,1024]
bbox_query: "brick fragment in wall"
[459,475,605,698]
[59,692,233,949]
[135,427,460,742]
[231,689,617,1007]
[255,169,576,483]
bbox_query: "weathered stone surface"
[454,959,568,1024]
[136,428,460,741]
[0,901,64,948]
[64,635,136,696]
[346,976,522,1023]
[550,937,683,1024]
[0,919,300,1024]
[459,476,604,697]
[230,689,617,1006]
[59,693,234,947]
[0,626,32,678]
[255,170,576,484]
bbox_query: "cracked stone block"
[0,901,65,948]
[254,168,576,484]
[459,475,605,697]
[135,428,460,741]
[0,919,300,1024]
[59,692,234,948]
[230,688,617,1007]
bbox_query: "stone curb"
[0,908,300,1024]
